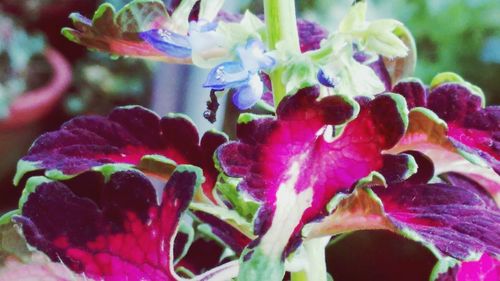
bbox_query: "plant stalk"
[291,237,330,281]
[263,0,301,107]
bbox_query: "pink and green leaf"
[14,166,202,280]
[434,254,500,281]
[389,79,500,203]
[305,177,500,263]
[373,183,500,260]
[15,106,227,204]
[193,211,252,255]
[0,221,87,280]
[217,88,408,280]
[61,0,192,63]
[427,82,498,174]
[392,78,428,109]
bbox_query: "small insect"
[203,89,220,123]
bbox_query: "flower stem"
[290,237,330,281]
[291,271,308,281]
[264,0,301,107]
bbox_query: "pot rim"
[0,47,72,130]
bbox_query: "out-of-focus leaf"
[62,0,191,63]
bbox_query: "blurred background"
[0,0,498,280]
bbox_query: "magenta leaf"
[394,80,499,174]
[1,221,86,280]
[441,172,498,210]
[306,153,500,263]
[428,83,499,173]
[14,166,202,280]
[217,88,408,280]
[16,106,227,203]
[392,78,428,109]
[435,254,500,281]
[192,211,252,255]
[377,152,418,185]
[373,182,500,260]
[389,79,500,204]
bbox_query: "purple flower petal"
[204,62,250,90]
[232,75,264,110]
[139,29,192,58]
[297,19,329,52]
[238,40,275,72]
[369,57,392,91]
[317,69,336,88]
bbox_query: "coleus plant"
[0,0,499,280]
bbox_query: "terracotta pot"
[0,48,72,130]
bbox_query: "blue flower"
[139,28,192,58]
[142,21,275,110]
[317,69,336,88]
[140,20,221,59]
[204,39,275,110]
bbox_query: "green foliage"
[383,0,500,103]
[216,175,260,221]
[102,0,135,10]
[0,13,46,119]
[65,53,152,115]
[302,0,500,103]
[0,0,58,19]
[0,222,31,265]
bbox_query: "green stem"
[264,0,301,107]
[307,46,333,62]
[291,271,308,281]
[291,237,330,281]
